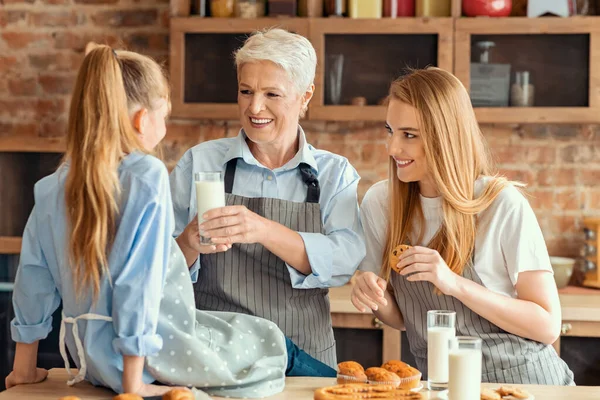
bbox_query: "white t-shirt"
[359,177,553,298]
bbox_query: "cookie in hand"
[389,245,411,274]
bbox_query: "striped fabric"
[194,165,337,368]
[390,258,574,385]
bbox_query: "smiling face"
[385,98,437,197]
[237,60,312,147]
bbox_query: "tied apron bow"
[59,311,113,385]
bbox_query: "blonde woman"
[352,67,574,385]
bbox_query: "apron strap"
[224,158,320,203]
[59,311,113,386]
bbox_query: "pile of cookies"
[336,360,422,390]
[314,383,423,400]
[481,386,531,400]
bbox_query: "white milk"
[427,326,455,385]
[448,348,482,400]
[195,180,225,225]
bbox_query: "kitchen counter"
[1,369,599,400]
[328,284,600,358]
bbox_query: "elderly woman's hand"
[199,206,270,245]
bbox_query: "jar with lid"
[510,71,534,107]
[210,0,234,16]
[415,0,450,16]
[299,0,324,16]
[325,0,346,16]
[384,0,415,17]
[348,0,382,17]
[236,0,266,17]
[268,0,297,16]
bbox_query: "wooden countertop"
[1,369,599,400]
[329,284,600,322]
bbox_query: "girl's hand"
[351,271,388,313]
[397,246,460,296]
[200,206,269,245]
[5,368,48,389]
[178,215,231,254]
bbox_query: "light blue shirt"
[11,152,174,393]
[169,128,366,289]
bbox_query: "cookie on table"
[496,385,531,399]
[58,397,82,400]
[480,388,502,400]
[336,361,368,384]
[162,388,195,400]
[112,395,142,400]
[314,383,423,400]
[389,245,412,273]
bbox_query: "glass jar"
[299,0,324,16]
[384,0,415,17]
[268,0,297,16]
[236,0,266,17]
[348,0,382,17]
[416,0,450,16]
[210,0,234,16]
[325,0,346,16]
[510,71,534,107]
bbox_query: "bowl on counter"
[550,256,576,289]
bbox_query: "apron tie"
[59,311,113,386]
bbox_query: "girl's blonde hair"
[381,67,521,281]
[65,44,169,300]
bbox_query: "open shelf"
[0,153,63,238]
[455,17,600,123]
[170,17,309,119]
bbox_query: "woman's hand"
[397,246,459,296]
[5,368,48,389]
[177,215,232,255]
[200,206,270,245]
[351,271,388,313]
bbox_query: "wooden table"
[1,369,599,400]
[329,284,600,360]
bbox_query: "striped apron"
[194,158,337,368]
[390,249,575,385]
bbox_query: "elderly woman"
[170,28,365,368]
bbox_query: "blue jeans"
[285,337,336,377]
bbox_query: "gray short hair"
[234,28,317,94]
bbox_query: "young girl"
[352,67,574,386]
[7,44,333,398]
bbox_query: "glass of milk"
[448,337,482,400]
[194,172,225,245]
[427,310,456,392]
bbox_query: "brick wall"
[1,1,598,259]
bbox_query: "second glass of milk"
[194,172,225,245]
[448,336,482,400]
[427,309,456,392]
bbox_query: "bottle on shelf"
[325,0,346,16]
[415,0,451,16]
[510,71,535,107]
[383,0,415,17]
[299,0,324,16]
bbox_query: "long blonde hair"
[65,44,169,300]
[381,67,520,281]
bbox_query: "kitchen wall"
[1,0,599,259]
